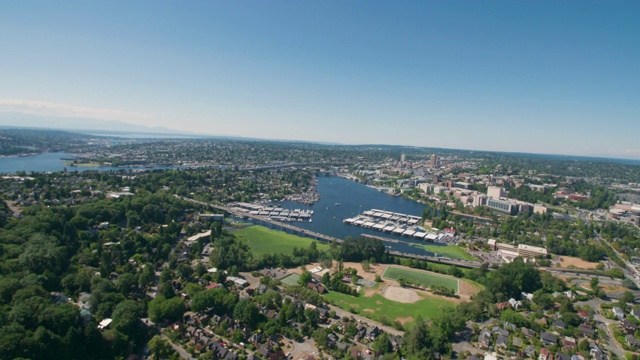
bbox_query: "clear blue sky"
[1,1,639,158]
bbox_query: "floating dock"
[343,208,437,240]
[228,202,314,222]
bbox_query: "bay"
[0,152,176,174]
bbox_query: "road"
[163,336,195,360]
[574,298,626,359]
[594,232,640,289]
[325,304,404,337]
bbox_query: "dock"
[343,208,434,240]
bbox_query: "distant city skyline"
[1,1,639,159]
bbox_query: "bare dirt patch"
[396,316,414,324]
[557,256,600,270]
[376,300,383,305]
[363,309,374,313]
[381,286,421,303]
[458,279,481,301]
[304,261,386,282]
[363,287,377,297]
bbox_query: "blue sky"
[1,1,639,158]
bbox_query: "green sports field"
[280,274,301,286]
[234,225,330,256]
[324,289,454,327]
[409,244,475,260]
[383,266,459,292]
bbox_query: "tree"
[361,260,371,272]
[578,338,590,353]
[312,328,329,348]
[112,300,141,335]
[233,299,260,327]
[148,335,178,360]
[299,270,312,286]
[371,332,393,355]
[190,288,237,314]
[148,296,185,323]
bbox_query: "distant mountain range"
[0,112,194,136]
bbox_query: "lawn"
[324,290,454,327]
[409,243,475,260]
[234,225,330,257]
[383,266,459,292]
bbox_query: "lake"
[277,175,445,256]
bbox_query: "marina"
[343,208,449,242]
[228,202,314,222]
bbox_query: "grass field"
[409,243,475,260]
[280,274,301,287]
[234,225,330,256]
[383,266,459,292]
[324,290,454,326]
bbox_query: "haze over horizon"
[1,2,639,159]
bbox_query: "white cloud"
[0,99,154,122]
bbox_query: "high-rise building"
[400,153,406,164]
[430,154,438,168]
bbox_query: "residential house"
[631,308,640,320]
[579,323,595,338]
[623,319,638,334]
[479,329,492,348]
[496,334,508,349]
[562,337,577,351]
[553,320,567,329]
[626,334,640,349]
[555,353,570,360]
[539,348,550,360]
[366,326,380,341]
[590,347,605,360]
[613,307,625,320]
[522,327,536,338]
[524,345,535,358]
[577,310,588,320]
[307,283,326,294]
[492,326,509,338]
[541,332,558,347]
[512,337,523,348]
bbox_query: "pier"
[344,208,447,241]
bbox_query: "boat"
[335,203,341,206]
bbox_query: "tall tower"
[400,153,406,164]
[430,154,438,168]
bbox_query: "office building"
[487,198,518,215]
[430,154,438,168]
[487,186,506,199]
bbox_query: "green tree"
[148,335,178,360]
[148,296,185,323]
[233,299,260,327]
[299,270,312,286]
[112,300,141,335]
